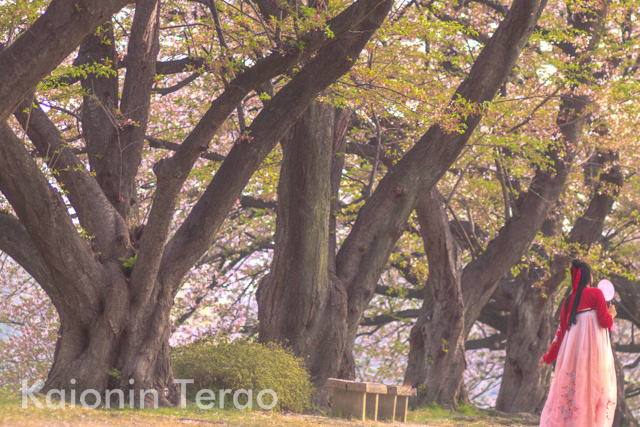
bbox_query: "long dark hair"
[563,259,591,327]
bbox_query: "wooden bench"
[326,378,417,422]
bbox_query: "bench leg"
[330,389,366,421]
[377,394,396,421]
[395,395,409,422]
[365,393,379,421]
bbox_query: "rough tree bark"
[495,0,617,413]
[404,128,574,408]
[494,266,556,413]
[0,0,392,405]
[495,155,623,414]
[257,101,352,407]
[613,350,640,427]
[404,188,465,407]
[256,0,393,406]
[404,80,587,410]
[256,0,547,408]
[334,0,548,389]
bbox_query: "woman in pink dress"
[539,260,617,427]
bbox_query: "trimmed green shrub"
[171,338,314,412]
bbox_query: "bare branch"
[466,333,507,350]
[616,344,640,353]
[153,72,201,95]
[623,354,640,369]
[156,57,206,74]
[146,135,225,162]
[360,308,420,326]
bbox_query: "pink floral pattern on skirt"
[559,370,577,424]
[540,311,616,426]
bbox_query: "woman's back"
[539,260,617,427]
[564,287,613,330]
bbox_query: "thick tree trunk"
[2,0,394,408]
[401,137,572,409]
[252,0,392,408]
[79,21,122,215]
[41,286,178,408]
[496,148,623,413]
[31,4,174,404]
[493,94,590,413]
[257,101,350,407]
[404,189,465,409]
[419,83,596,416]
[333,0,547,388]
[612,350,640,427]
[494,269,554,413]
[80,0,161,225]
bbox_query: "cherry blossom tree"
[2,0,640,422]
[0,0,392,405]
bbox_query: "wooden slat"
[346,381,387,394]
[326,379,388,394]
[386,385,417,396]
[326,378,350,389]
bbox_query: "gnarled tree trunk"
[496,0,619,406]
[334,0,548,394]
[495,267,556,413]
[257,101,351,407]
[258,0,547,407]
[496,158,622,413]
[404,189,465,408]
[1,0,394,406]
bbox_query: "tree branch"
[154,57,207,75]
[0,123,104,323]
[616,344,640,353]
[477,301,509,334]
[239,196,277,210]
[345,141,398,168]
[0,0,129,123]
[153,72,200,95]
[466,333,507,351]
[146,135,225,162]
[116,0,162,225]
[155,0,394,292]
[360,308,420,326]
[14,98,130,259]
[134,6,358,299]
[461,94,597,337]
[0,211,57,305]
[623,354,640,369]
[336,0,548,329]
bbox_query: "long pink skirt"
[540,310,617,427]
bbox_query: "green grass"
[0,394,540,426]
[1,394,342,426]
[408,402,540,426]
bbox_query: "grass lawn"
[0,394,540,426]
